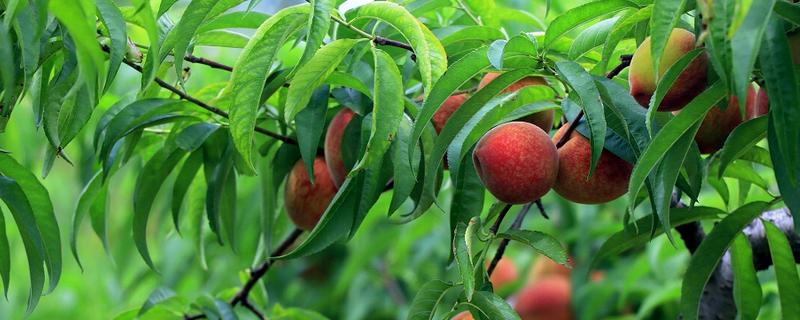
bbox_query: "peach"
[324,108,355,187]
[528,257,572,282]
[514,277,573,320]
[552,126,632,204]
[628,28,708,111]
[488,258,519,290]
[432,94,469,133]
[479,72,555,132]
[473,122,559,204]
[683,86,756,154]
[451,312,473,320]
[747,88,769,120]
[284,157,339,230]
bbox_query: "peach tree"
[0,0,798,319]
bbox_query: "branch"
[487,202,533,276]
[555,54,633,148]
[489,204,513,235]
[184,54,233,72]
[671,192,800,318]
[324,6,416,59]
[101,45,299,145]
[184,228,303,319]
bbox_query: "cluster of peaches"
[282,28,771,233]
[453,257,590,320]
[471,28,769,206]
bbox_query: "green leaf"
[300,0,334,66]
[197,11,270,32]
[0,176,45,311]
[627,83,726,213]
[469,291,520,320]
[350,47,403,175]
[454,222,475,301]
[49,0,105,105]
[651,121,699,244]
[544,0,636,49]
[285,38,364,124]
[760,15,800,185]
[718,116,768,178]
[98,99,193,173]
[730,233,761,320]
[732,0,777,112]
[139,287,176,316]
[680,202,769,320]
[767,121,800,229]
[176,122,221,152]
[406,280,453,320]
[96,0,127,92]
[0,25,17,115]
[648,0,687,76]
[764,220,800,319]
[705,0,733,89]
[0,153,60,293]
[388,116,417,215]
[296,85,330,182]
[569,16,621,60]
[164,0,223,81]
[225,3,309,174]
[172,151,203,234]
[774,1,800,25]
[133,145,188,270]
[0,207,8,297]
[71,171,105,270]
[355,2,447,93]
[497,229,567,265]
[409,46,490,168]
[599,5,651,73]
[555,61,606,177]
[449,155,485,245]
[441,26,506,48]
[647,48,704,135]
[195,30,249,48]
[129,0,160,89]
[593,206,724,266]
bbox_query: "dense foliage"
[0,0,798,319]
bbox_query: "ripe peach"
[451,312,473,320]
[551,126,632,204]
[514,277,573,320]
[324,108,355,187]
[432,94,469,133]
[747,88,769,120]
[479,72,555,132]
[684,86,756,154]
[488,258,519,290]
[473,122,559,204]
[284,157,339,230]
[629,28,708,111]
[528,257,572,282]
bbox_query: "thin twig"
[184,54,233,72]
[101,45,299,145]
[555,54,633,148]
[184,228,303,319]
[534,199,548,219]
[487,202,532,275]
[325,4,416,60]
[230,228,303,306]
[489,204,513,235]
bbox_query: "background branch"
[487,202,533,276]
[185,228,303,319]
[101,45,299,146]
